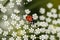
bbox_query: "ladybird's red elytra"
[26,15,33,22]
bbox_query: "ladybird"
[26,15,33,22]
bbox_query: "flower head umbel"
[0,0,60,40]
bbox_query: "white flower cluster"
[27,0,32,2]
[16,0,22,5]
[0,0,60,40]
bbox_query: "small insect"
[26,15,33,22]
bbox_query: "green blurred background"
[24,0,60,15]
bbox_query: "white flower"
[48,25,56,34]
[39,35,49,40]
[30,35,36,40]
[40,28,46,33]
[21,30,26,35]
[16,36,21,40]
[36,21,40,26]
[34,28,40,35]
[11,20,16,25]
[8,26,13,32]
[58,5,60,10]
[23,35,28,38]
[0,4,3,8]
[47,3,53,8]
[11,31,17,37]
[23,35,28,40]
[49,35,55,40]
[47,12,52,17]
[52,20,57,24]
[4,21,10,26]
[19,20,25,25]
[9,37,14,40]
[15,16,20,21]
[11,13,16,19]
[46,18,51,23]
[23,25,29,30]
[39,15,45,20]
[48,24,54,29]
[2,38,6,40]
[16,2,21,5]
[39,8,45,14]
[29,28,34,33]
[56,27,60,32]
[27,0,32,2]
[51,8,57,13]
[23,37,28,40]
[0,28,3,34]
[32,13,38,20]
[1,7,7,13]
[48,25,54,30]
[45,29,50,34]
[8,2,14,8]
[25,9,31,14]
[3,31,8,36]
[40,22,48,27]
[2,15,8,20]
[51,28,56,34]
[31,23,37,28]
[52,13,57,18]
[39,35,45,40]
[15,24,21,29]
[57,19,60,24]
[45,35,49,40]
[14,9,20,14]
